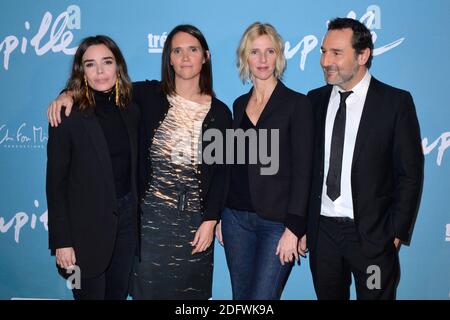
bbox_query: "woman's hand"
[47,91,74,127]
[276,228,299,265]
[215,220,224,246]
[298,234,308,257]
[56,247,76,269]
[191,220,217,254]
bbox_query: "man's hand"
[56,247,76,269]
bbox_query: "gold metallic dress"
[130,94,212,299]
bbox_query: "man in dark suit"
[303,18,424,299]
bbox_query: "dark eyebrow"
[83,56,114,64]
[320,46,343,53]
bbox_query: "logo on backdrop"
[148,32,167,53]
[0,200,47,243]
[148,6,405,70]
[0,5,81,71]
[285,4,405,70]
[422,132,450,166]
[446,224,450,242]
[0,122,48,149]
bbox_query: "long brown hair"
[161,25,214,97]
[66,35,132,110]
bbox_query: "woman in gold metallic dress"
[130,24,232,299]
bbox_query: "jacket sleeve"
[285,95,315,238]
[46,113,73,250]
[389,91,424,242]
[201,106,233,221]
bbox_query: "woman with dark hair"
[128,24,231,300]
[47,25,231,300]
[46,35,140,300]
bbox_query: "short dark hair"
[161,24,214,97]
[328,18,374,69]
[67,35,132,110]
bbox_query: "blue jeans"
[221,207,293,300]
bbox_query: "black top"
[226,111,255,212]
[231,81,315,238]
[93,90,131,198]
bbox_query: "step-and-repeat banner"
[1,0,449,299]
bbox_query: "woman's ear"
[204,50,211,64]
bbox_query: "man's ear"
[358,47,371,66]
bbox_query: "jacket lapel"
[81,109,117,206]
[256,81,285,126]
[233,89,252,129]
[351,77,380,169]
[318,86,333,168]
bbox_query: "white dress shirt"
[320,71,372,219]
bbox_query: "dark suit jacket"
[307,77,424,257]
[232,81,314,237]
[133,80,232,221]
[46,103,140,279]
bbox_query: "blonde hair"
[237,22,286,83]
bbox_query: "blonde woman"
[219,22,314,300]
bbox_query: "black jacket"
[134,80,232,221]
[231,81,314,237]
[307,77,424,257]
[46,102,140,279]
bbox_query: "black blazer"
[46,103,140,279]
[307,77,424,257]
[231,81,314,237]
[133,80,232,221]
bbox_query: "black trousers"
[72,192,136,300]
[310,216,400,300]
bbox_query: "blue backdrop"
[1,0,449,300]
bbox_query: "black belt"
[320,215,354,224]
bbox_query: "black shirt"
[226,111,255,212]
[93,90,131,198]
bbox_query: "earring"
[115,77,119,106]
[84,77,90,102]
